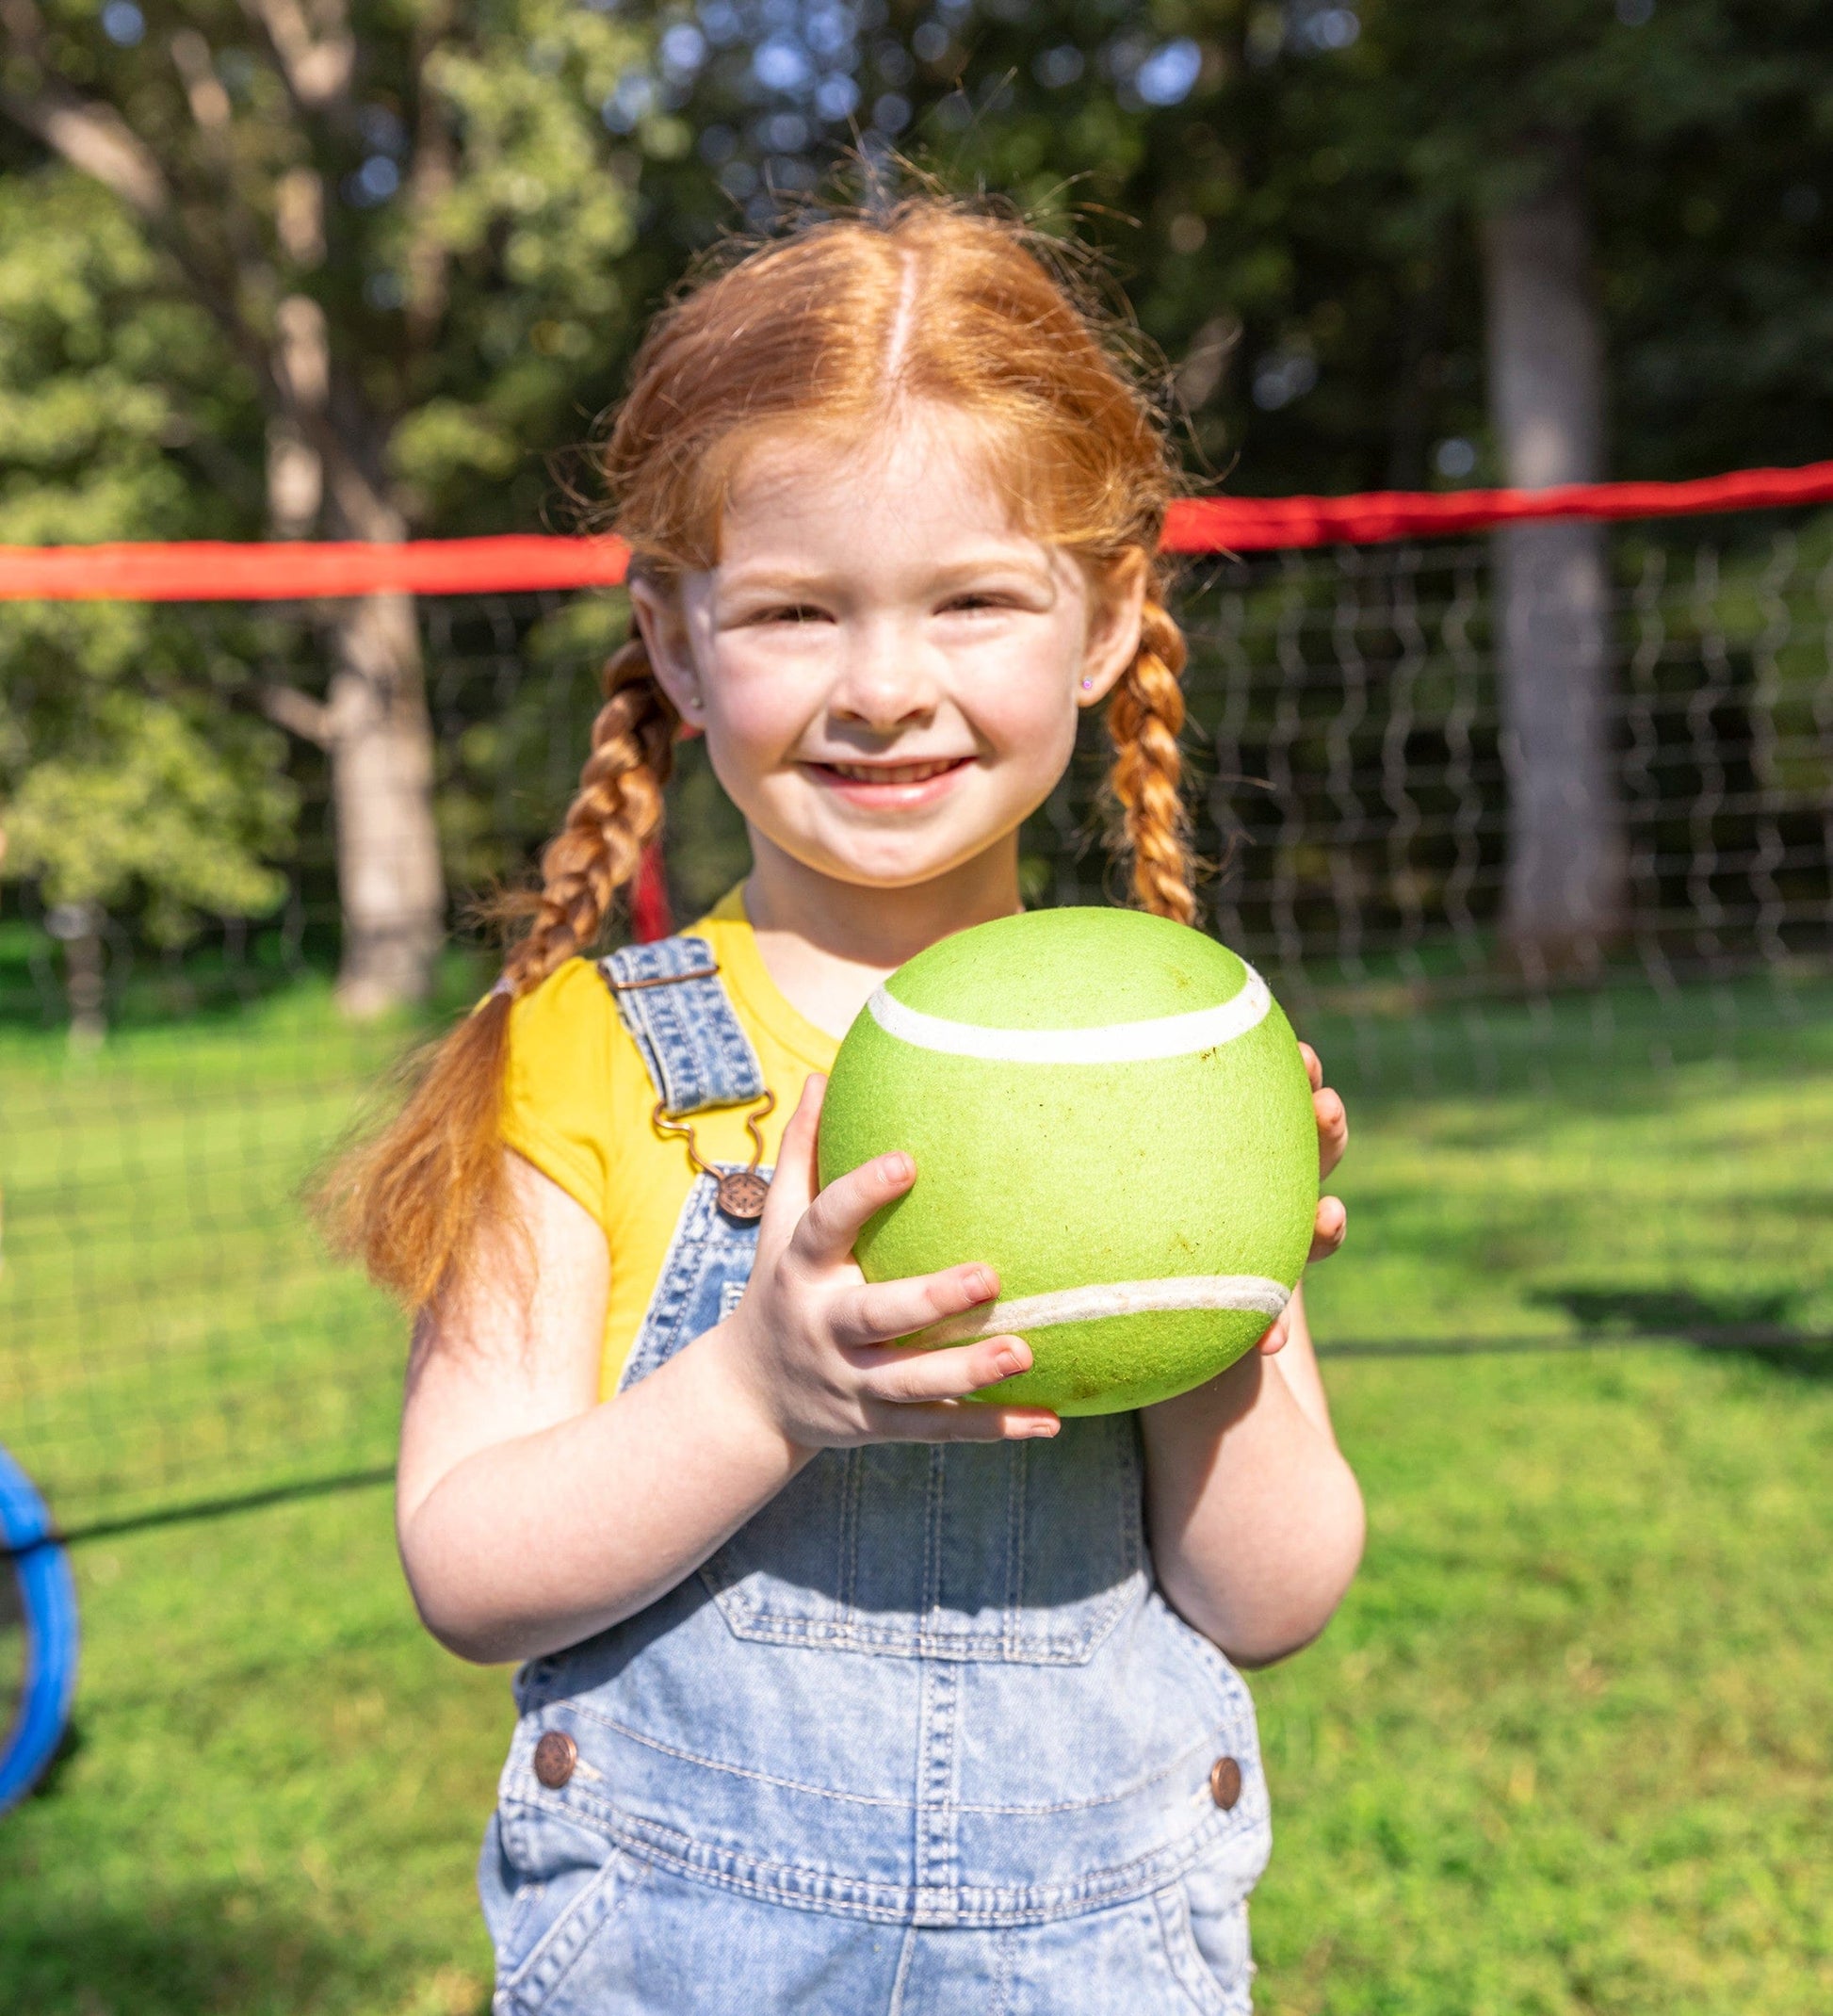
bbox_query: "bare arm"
[1141,1289,1364,1666]
[395,1078,1057,1665]
[1141,1048,1365,1666]
[394,1158,804,1664]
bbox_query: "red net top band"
[4,459,1832,600]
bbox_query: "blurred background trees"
[3,0,1831,1008]
[0,0,664,1010]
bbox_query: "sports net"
[3,483,1830,1536]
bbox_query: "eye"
[754,602,831,626]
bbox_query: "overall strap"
[599,935,767,1116]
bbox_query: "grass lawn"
[1,967,1829,2011]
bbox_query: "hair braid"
[1103,595,1197,926]
[502,638,679,995]
[316,634,677,1312]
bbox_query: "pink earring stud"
[1079,676,1095,691]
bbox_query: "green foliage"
[0,168,287,942]
[649,0,1833,493]
[5,691,292,939]
[0,168,247,541]
[0,0,668,970]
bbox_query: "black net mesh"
[3,519,1830,1536]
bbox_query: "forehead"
[718,404,1040,564]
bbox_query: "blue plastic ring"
[0,1444,80,1814]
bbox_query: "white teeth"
[823,759,961,784]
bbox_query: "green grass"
[1,969,1830,2011]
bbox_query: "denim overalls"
[479,936,1273,2014]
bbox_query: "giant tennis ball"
[817,907,1318,1415]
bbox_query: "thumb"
[757,1072,824,1255]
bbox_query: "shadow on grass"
[1533,1283,1833,1379]
[0,1885,365,2016]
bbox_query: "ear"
[1077,549,1150,709]
[627,576,704,721]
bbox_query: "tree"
[0,164,293,1036]
[1484,166,1624,969]
[0,0,663,1011]
[640,0,1833,967]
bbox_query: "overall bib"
[479,936,1273,2015]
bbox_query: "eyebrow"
[716,548,1057,594]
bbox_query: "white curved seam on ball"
[912,1275,1292,1348]
[865,967,1273,1064]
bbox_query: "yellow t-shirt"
[501,887,838,1398]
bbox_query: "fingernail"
[884,1153,913,1183]
[994,1343,1028,1376]
[970,1268,998,1303]
[1023,1419,1060,1439]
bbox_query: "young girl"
[337,197,1361,2014]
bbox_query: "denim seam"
[511,1718,912,1809]
[497,1847,652,2015]
[695,1598,1143,1663]
[838,1446,862,1623]
[985,1924,1020,2016]
[507,1714,1261,1822]
[623,1173,764,1395]
[951,1728,1242,1818]
[584,1805,1244,1928]
[1154,1881,1229,2016]
[1002,1438,1027,1658]
[601,936,765,1115]
[1157,1603,1257,1726]
[884,1923,918,2016]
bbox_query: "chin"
[789,826,998,893]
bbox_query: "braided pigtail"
[1102,595,1197,926]
[500,637,680,995]
[316,636,679,1312]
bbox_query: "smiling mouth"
[806,757,973,785]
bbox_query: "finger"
[1298,1041,1323,1093]
[1308,1195,1347,1263]
[1314,1085,1348,1179]
[861,1398,1062,1444]
[1256,1311,1292,1357]
[792,1148,917,1270]
[855,1331,1039,1406]
[835,1262,1000,1349]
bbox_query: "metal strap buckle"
[651,1088,777,1222]
[606,963,721,992]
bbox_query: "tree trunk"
[323,592,446,1016]
[1483,170,1628,975]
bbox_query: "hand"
[1257,1042,1348,1358]
[707,1075,1062,1456]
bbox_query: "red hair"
[323,197,1196,1310]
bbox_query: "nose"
[827,613,938,735]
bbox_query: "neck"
[742,833,1024,1038]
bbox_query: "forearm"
[398,1322,805,1665]
[1142,1296,1364,1666]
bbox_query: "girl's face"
[631,405,1146,901]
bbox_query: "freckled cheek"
[959,661,1080,772]
[700,647,825,766]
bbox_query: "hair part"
[324,192,1198,1313]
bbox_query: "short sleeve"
[500,958,619,1229]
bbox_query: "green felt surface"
[884,907,1252,1029]
[822,914,1319,1411]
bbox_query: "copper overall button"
[533,1731,577,1789]
[1208,1756,1243,1811]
